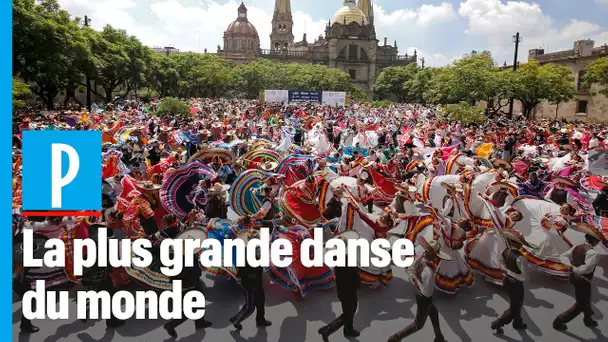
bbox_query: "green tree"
[441,102,486,125]
[510,60,575,118]
[13,0,90,109]
[583,57,608,96]
[483,69,513,115]
[13,77,31,109]
[154,97,191,117]
[83,25,153,103]
[373,64,418,102]
[146,53,180,98]
[430,53,495,105]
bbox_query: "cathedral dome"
[225,2,259,38]
[331,0,366,25]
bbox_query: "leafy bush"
[13,78,31,109]
[440,102,486,125]
[154,97,191,117]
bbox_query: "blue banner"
[288,90,322,103]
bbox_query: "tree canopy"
[12,0,369,110]
[373,51,580,119]
[583,57,608,96]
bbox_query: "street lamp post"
[508,32,522,118]
[81,15,92,112]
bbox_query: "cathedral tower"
[358,0,374,27]
[270,0,294,51]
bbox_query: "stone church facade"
[217,0,417,95]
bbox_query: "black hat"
[13,232,50,262]
[88,224,126,241]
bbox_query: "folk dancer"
[553,226,602,330]
[318,231,362,341]
[163,232,212,338]
[433,216,475,294]
[230,229,272,330]
[205,183,230,219]
[491,230,536,334]
[79,224,125,328]
[388,237,451,342]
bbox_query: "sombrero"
[211,122,222,129]
[173,146,188,156]
[334,230,361,241]
[532,157,550,164]
[419,236,452,261]
[88,223,126,241]
[359,170,370,180]
[502,230,536,249]
[493,181,518,191]
[13,233,50,261]
[135,181,162,192]
[552,177,577,188]
[441,182,463,193]
[399,182,417,193]
[209,182,231,195]
[301,146,316,154]
[332,186,345,197]
[562,145,574,152]
[492,158,513,170]
[574,223,604,242]
[260,161,279,172]
[237,229,262,244]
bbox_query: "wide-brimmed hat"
[237,229,261,244]
[209,182,230,194]
[332,186,345,197]
[399,182,417,193]
[301,146,316,154]
[419,236,452,261]
[173,146,188,156]
[135,181,162,192]
[174,229,208,253]
[359,170,370,180]
[502,230,536,249]
[13,232,50,261]
[334,230,360,241]
[88,224,126,241]
[260,161,278,172]
[211,122,222,129]
[441,182,463,193]
[493,180,518,191]
[160,126,173,132]
[574,223,604,242]
[492,158,513,170]
[551,177,577,188]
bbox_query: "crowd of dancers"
[12,98,608,341]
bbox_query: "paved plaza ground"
[12,206,608,342]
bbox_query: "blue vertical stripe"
[2,0,13,337]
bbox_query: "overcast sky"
[57,0,608,66]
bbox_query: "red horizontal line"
[22,211,102,217]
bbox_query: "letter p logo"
[51,144,80,208]
[22,131,101,212]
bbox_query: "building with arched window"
[217,0,417,95]
[220,2,261,60]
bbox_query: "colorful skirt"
[465,229,506,285]
[279,189,322,227]
[201,219,242,280]
[266,226,334,296]
[435,247,473,294]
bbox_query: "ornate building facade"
[217,0,417,95]
[491,40,608,121]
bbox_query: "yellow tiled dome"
[331,2,366,25]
